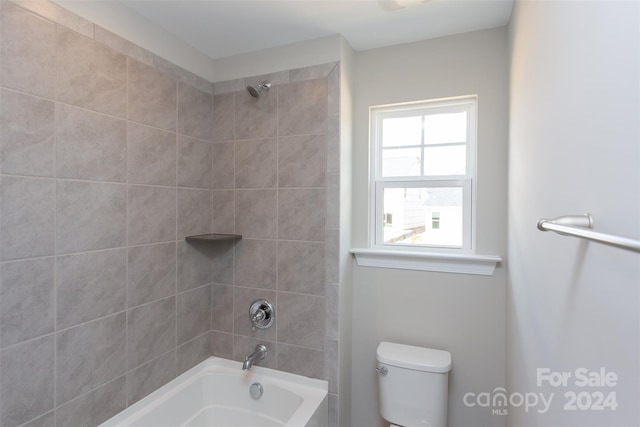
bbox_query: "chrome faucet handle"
[250,309,265,331]
[251,309,266,323]
[249,299,274,330]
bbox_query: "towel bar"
[537,214,640,253]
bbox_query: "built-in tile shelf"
[185,233,242,243]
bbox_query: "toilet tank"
[376,342,452,427]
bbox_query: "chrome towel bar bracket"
[537,214,640,253]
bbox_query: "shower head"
[246,80,271,98]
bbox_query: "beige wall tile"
[211,331,233,359]
[56,104,127,182]
[127,351,176,405]
[0,258,55,348]
[0,2,56,99]
[234,239,277,289]
[56,180,126,254]
[1,176,55,261]
[127,185,177,245]
[56,314,126,405]
[177,286,211,345]
[177,333,210,373]
[177,241,212,293]
[213,78,243,95]
[154,56,212,95]
[177,188,212,238]
[325,285,339,340]
[235,88,277,139]
[0,336,54,426]
[235,138,277,189]
[211,141,235,189]
[95,25,153,66]
[278,134,326,188]
[326,116,340,173]
[14,0,93,37]
[128,242,176,308]
[178,83,213,141]
[0,89,55,177]
[278,188,326,242]
[177,135,212,189]
[211,284,233,333]
[235,189,277,239]
[277,241,325,295]
[212,93,235,142]
[278,79,328,136]
[326,173,339,229]
[327,64,340,117]
[57,29,127,117]
[128,297,176,368]
[127,122,176,186]
[56,249,126,330]
[55,376,125,427]
[128,59,177,131]
[277,343,324,380]
[277,292,325,350]
[290,62,337,83]
[210,241,234,285]
[212,190,235,233]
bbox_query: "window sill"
[350,248,502,276]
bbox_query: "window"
[431,212,441,230]
[370,96,477,251]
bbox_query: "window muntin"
[370,96,477,251]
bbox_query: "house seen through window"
[370,96,477,250]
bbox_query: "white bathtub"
[100,357,328,427]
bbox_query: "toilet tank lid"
[377,342,452,373]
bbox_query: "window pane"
[383,187,463,247]
[424,112,467,145]
[382,116,422,147]
[382,148,421,177]
[423,145,466,175]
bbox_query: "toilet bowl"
[377,342,452,427]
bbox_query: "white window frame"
[369,95,477,252]
[351,95,501,276]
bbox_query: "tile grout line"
[124,55,130,409]
[53,22,60,425]
[275,82,280,370]
[230,92,236,359]
[174,74,180,372]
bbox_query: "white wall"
[351,27,509,427]
[507,1,640,426]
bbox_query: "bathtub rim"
[99,356,328,427]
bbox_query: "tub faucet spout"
[243,344,268,371]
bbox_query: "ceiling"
[120,0,514,60]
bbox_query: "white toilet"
[376,342,452,427]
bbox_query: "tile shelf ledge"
[185,233,243,243]
[350,248,502,276]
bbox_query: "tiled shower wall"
[209,64,341,425]
[0,1,213,426]
[0,1,342,427]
